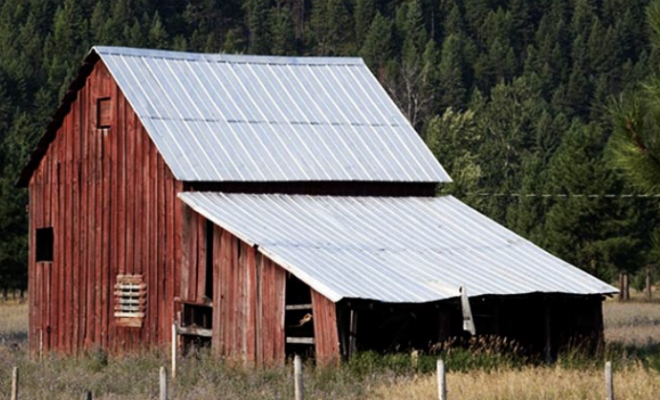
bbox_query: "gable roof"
[179,192,617,303]
[19,46,451,185]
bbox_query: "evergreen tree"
[360,12,392,71]
[438,35,467,111]
[245,0,271,54]
[354,0,375,47]
[270,5,296,55]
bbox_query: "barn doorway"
[284,274,316,360]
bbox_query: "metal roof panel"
[178,193,618,303]
[94,46,451,183]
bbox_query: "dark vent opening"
[36,227,54,262]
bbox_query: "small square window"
[36,227,53,262]
[114,274,147,328]
[97,97,112,129]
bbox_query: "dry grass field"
[0,298,659,400]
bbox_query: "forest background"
[0,0,658,295]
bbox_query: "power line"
[465,193,660,198]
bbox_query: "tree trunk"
[646,268,653,302]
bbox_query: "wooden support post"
[437,359,447,400]
[294,355,304,400]
[348,310,358,358]
[605,361,614,400]
[544,301,552,363]
[83,391,92,400]
[159,367,168,400]
[10,367,18,400]
[171,323,177,379]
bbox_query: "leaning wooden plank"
[176,325,213,338]
[286,337,315,345]
[286,304,313,311]
[311,289,340,366]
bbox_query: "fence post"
[39,330,43,362]
[171,323,177,379]
[159,367,168,400]
[605,361,614,400]
[10,367,18,400]
[83,391,92,400]
[294,355,304,400]
[437,359,447,400]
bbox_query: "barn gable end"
[28,58,182,355]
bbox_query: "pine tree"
[360,12,392,71]
[438,35,467,111]
[354,0,375,47]
[148,12,169,48]
[270,5,296,55]
[246,0,271,54]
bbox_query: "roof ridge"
[92,46,366,66]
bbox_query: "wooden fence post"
[171,323,177,379]
[437,359,447,400]
[294,355,304,400]
[159,366,168,400]
[605,361,614,400]
[10,367,18,400]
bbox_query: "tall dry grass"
[604,300,660,347]
[366,364,660,400]
[0,300,658,399]
[0,301,27,345]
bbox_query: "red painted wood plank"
[149,140,159,344]
[196,213,206,304]
[246,246,257,364]
[51,146,60,354]
[157,156,166,345]
[165,174,175,344]
[102,120,111,349]
[79,79,89,350]
[64,110,73,354]
[311,289,340,366]
[211,225,223,354]
[73,96,82,354]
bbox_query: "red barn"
[19,47,616,365]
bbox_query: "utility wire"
[466,193,660,198]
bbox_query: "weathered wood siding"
[209,225,287,366]
[28,60,182,354]
[182,212,340,365]
[311,289,340,365]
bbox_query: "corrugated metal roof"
[178,192,617,303]
[94,46,451,183]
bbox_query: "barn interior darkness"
[285,275,316,358]
[333,294,604,361]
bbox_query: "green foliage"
[0,0,659,292]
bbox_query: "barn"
[19,46,617,365]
